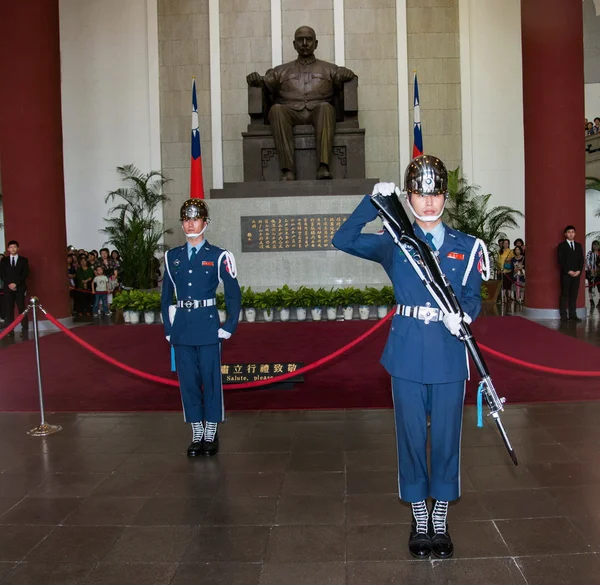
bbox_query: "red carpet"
[0,317,599,412]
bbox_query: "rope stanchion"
[0,311,27,341]
[41,309,395,389]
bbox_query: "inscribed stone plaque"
[241,214,349,252]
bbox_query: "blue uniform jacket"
[333,195,482,384]
[161,241,242,346]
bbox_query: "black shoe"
[186,441,204,457]
[569,316,582,322]
[20,330,27,338]
[430,524,454,559]
[408,520,431,559]
[560,316,568,322]
[202,433,219,456]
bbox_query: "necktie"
[11,257,15,267]
[570,241,574,251]
[425,233,437,251]
[190,247,197,262]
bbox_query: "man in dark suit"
[557,225,584,322]
[0,240,29,337]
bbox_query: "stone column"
[521,0,586,318]
[0,0,70,319]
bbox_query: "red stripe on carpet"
[0,317,599,412]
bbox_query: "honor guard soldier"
[333,155,483,559]
[161,199,241,457]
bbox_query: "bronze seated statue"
[243,26,366,182]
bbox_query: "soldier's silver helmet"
[403,155,448,197]
[180,199,209,222]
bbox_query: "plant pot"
[239,308,244,322]
[377,305,389,319]
[279,308,291,322]
[358,305,371,320]
[129,311,140,324]
[296,307,308,321]
[123,310,131,323]
[245,308,256,323]
[326,307,338,321]
[311,307,323,321]
[342,306,354,320]
[143,310,155,324]
[218,309,227,323]
[263,308,274,322]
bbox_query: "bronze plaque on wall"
[241,214,349,252]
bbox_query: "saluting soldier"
[161,199,241,457]
[333,155,482,559]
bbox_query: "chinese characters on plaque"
[241,214,349,252]
[221,362,304,384]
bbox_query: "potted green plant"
[277,284,296,322]
[101,165,172,290]
[325,288,338,321]
[381,286,396,318]
[127,289,146,324]
[110,289,131,322]
[241,286,256,322]
[362,286,381,320]
[335,287,361,320]
[358,287,372,320]
[143,291,161,324]
[257,288,279,322]
[216,292,226,323]
[294,286,313,321]
[310,287,328,321]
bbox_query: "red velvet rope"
[70,287,110,295]
[29,308,600,383]
[0,312,26,341]
[41,310,395,389]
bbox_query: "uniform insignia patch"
[173,259,181,266]
[447,252,464,260]
[477,249,484,274]
[202,261,214,266]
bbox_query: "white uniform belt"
[176,298,216,309]
[396,304,441,323]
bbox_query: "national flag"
[412,71,423,158]
[190,78,204,199]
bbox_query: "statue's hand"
[337,67,355,82]
[246,72,263,87]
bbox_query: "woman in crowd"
[586,240,600,309]
[497,239,514,303]
[511,245,525,304]
[75,255,94,316]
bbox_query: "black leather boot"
[187,441,203,457]
[202,433,219,456]
[430,500,454,559]
[409,500,431,559]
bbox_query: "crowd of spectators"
[585,117,600,136]
[496,238,526,304]
[68,247,121,317]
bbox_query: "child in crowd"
[107,270,119,307]
[92,266,110,317]
[511,246,525,304]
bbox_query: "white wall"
[459,0,525,243]
[585,83,600,121]
[59,0,161,250]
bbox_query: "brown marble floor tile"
[288,452,344,472]
[1,562,94,585]
[461,445,514,467]
[171,562,261,585]
[30,473,108,498]
[184,526,271,562]
[85,562,178,585]
[345,495,410,525]
[448,492,491,521]
[526,461,600,487]
[431,558,527,585]
[104,526,195,563]
[292,434,346,452]
[478,488,559,519]
[562,441,600,463]
[238,434,293,453]
[345,449,397,471]
[346,470,397,495]
[346,524,410,561]
[0,525,54,561]
[344,433,396,451]
[0,497,21,517]
[347,561,434,584]
[91,473,166,497]
[133,497,214,525]
[516,553,600,585]
[444,520,510,558]
[265,525,345,562]
[0,475,45,498]
[62,496,148,525]
[565,513,600,551]
[550,485,600,516]
[213,453,289,474]
[465,464,540,491]
[259,562,346,585]
[495,517,589,556]
[281,471,345,496]
[206,496,279,526]
[154,473,222,498]
[0,497,81,525]
[275,495,345,525]
[218,473,284,497]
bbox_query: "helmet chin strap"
[405,195,447,223]
[181,222,208,240]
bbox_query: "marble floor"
[1,302,600,583]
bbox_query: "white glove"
[442,312,471,337]
[372,182,401,198]
[218,328,231,340]
[166,335,170,343]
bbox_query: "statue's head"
[293,26,318,58]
